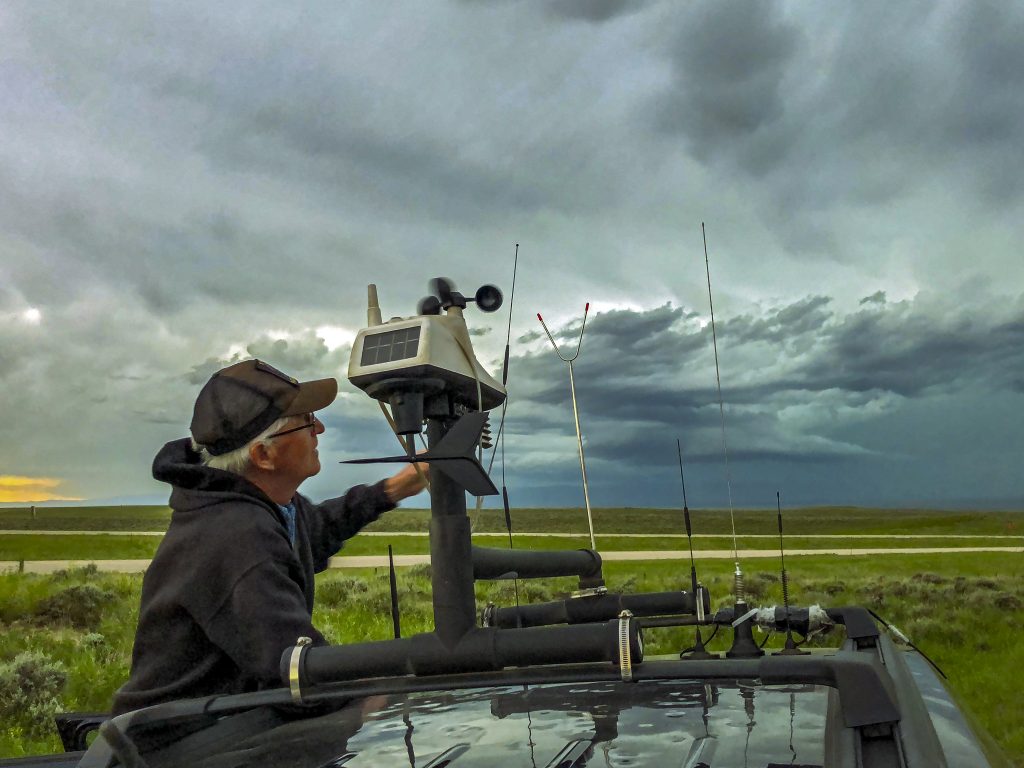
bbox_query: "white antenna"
[537,305,596,550]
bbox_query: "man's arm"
[383,461,429,505]
[303,463,429,569]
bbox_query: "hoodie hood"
[152,437,277,514]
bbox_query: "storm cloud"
[1,1,1020,510]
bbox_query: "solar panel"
[360,325,422,366]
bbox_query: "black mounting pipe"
[283,620,642,686]
[472,545,603,586]
[426,416,477,647]
[484,589,710,629]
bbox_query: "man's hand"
[384,459,429,504]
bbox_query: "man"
[112,359,426,714]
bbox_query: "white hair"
[192,416,291,475]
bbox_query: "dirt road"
[3,546,1021,573]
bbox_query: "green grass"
[2,531,1019,562]
[0,506,172,531]
[1,553,1022,764]
[453,505,1024,536]
[0,535,162,561]
[3,505,1023,535]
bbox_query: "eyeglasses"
[267,413,318,439]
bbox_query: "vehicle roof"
[137,678,832,768]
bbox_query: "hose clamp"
[289,636,313,703]
[618,610,634,682]
[571,586,608,599]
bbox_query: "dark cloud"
[544,0,644,23]
[504,296,1024,480]
[644,0,1024,263]
[183,332,343,386]
[722,295,833,344]
[860,291,886,306]
[246,332,340,373]
[654,0,801,172]
[187,357,233,386]
[944,3,1024,202]
[798,299,1024,397]
[1,1,1021,508]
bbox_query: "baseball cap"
[190,359,338,456]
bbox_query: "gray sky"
[2,0,1022,510]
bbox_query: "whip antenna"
[502,246,521,607]
[387,544,401,639]
[538,304,596,550]
[774,491,808,655]
[474,244,522,607]
[677,438,715,659]
[503,244,518,388]
[474,244,519,525]
[702,222,742,602]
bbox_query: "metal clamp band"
[732,607,758,628]
[696,585,706,623]
[618,610,634,682]
[570,586,608,599]
[289,636,313,703]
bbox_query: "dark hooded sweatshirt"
[111,438,394,715]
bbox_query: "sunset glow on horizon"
[0,475,82,503]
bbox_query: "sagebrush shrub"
[0,652,67,737]
[35,585,115,630]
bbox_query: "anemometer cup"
[473,284,503,312]
[417,296,442,316]
[419,279,503,313]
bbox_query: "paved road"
[3,530,1023,539]
[4,546,1021,573]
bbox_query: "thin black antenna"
[702,222,743,604]
[774,491,808,655]
[703,223,761,659]
[388,544,401,639]
[501,245,519,549]
[503,244,519,388]
[503,246,520,608]
[479,244,522,608]
[677,439,715,659]
[475,242,518,533]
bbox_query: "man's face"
[267,413,325,485]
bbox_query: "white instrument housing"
[348,307,506,412]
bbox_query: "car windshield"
[139,679,829,768]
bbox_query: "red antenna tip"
[585,302,590,312]
[536,313,543,322]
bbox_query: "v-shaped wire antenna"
[537,304,595,550]
[343,411,498,497]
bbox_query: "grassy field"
[3,504,1023,535]
[0,506,173,532]
[2,532,1021,562]
[0,550,1021,764]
